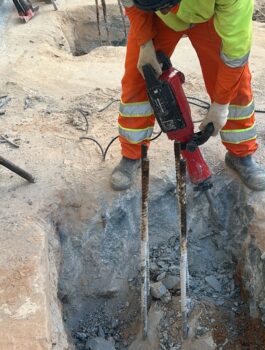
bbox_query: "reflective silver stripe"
[120,0,134,7]
[220,125,257,144]
[220,51,250,68]
[119,126,153,143]
[228,100,255,120]
[119,101,153,117]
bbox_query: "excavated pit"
[48,178,265,349]
[60,5,129,56]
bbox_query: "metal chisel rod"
[141,144,150,340]
[174,141,188,339]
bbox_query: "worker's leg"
[188,22,265,190]
[119,17,184,159]
[188,20,257,156]
[111,17,185,190]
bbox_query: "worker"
[13,0,39,22]
[110,0,265,191]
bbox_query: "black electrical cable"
[187,101,209,110]
[150,131,162,141]
[80,98,265,161]
[187,96,265,114]
[187,96,210,109]
[103,136,119,160]
[80,136,105,159]
[79,132,163,161]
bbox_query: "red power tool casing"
[161,68,211,184]
[143,52,213,186]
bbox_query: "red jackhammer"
[142,51,214,193]
[141,52,216,339]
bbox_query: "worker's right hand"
[137,40,162,78]
[199,102,229,137]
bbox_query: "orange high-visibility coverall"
[118,5,257,159]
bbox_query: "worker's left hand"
[137,40,162,78]
[199,102,229,137]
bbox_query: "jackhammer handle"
[142,64,158,85]
[198,122,215,144]
[186,122,214,152]
[156,51,172,71]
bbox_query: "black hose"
[79,136,105,159]
[103,136,119,160]
[80,98,265,161]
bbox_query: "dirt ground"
[0,0,265,349]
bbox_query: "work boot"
[19,6,39,23]
[110,157,141,191]
[225,152,265,191]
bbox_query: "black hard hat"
[133,0,181,12]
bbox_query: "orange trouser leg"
[119,17,185,159]
[188,21,257,157]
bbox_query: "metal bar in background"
[0,156,35,183]
[101,0,110,44]
[50,0,58,11]
[95,0,102,43]
[117,0,127,41]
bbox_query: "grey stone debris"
[162,275,180,291]
[261,252,265,260]
[85,337,116,350]
[76,332,87,341]
[259,300,265,311]
[157,272,166,281]
[150,282,168,299]
[161,290,172,304]
[157,260,168,269]
[205,275,222,292]
[169,265,179,273]
[150,262,159,273]
[97,326,105,338]
[111,318,119,329]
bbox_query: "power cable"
[187,96,210,110]
[80,98,265,161]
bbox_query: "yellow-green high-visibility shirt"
[156,0,253,67]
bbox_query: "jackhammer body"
[142,52,213,190]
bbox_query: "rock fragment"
[150,282,168,299]
[205,275,222,292]
[162,275,180,291]
[85,337,116,350]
